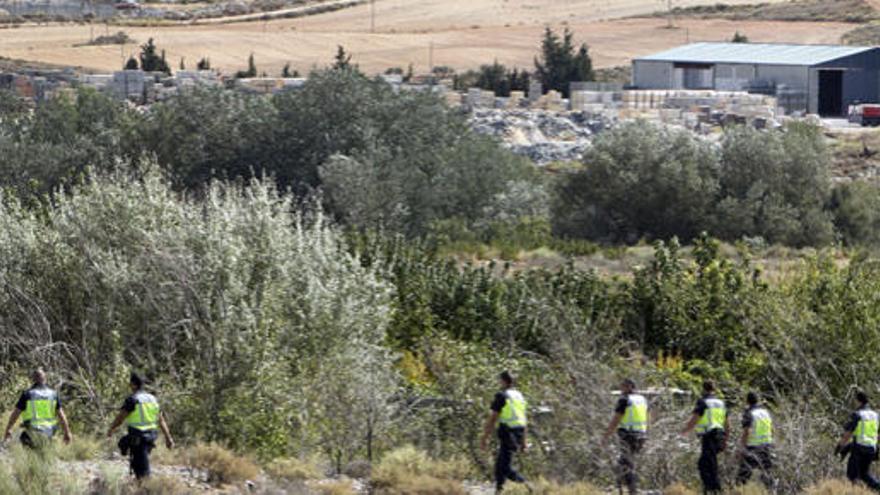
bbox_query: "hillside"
[0,0,849,75]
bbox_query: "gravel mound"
[470,109,608,164]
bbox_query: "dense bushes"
[555,120,839,247]
[0,70,538,238]
[0,166,396,460]
[1,76,878,248]
[0,165,875,490]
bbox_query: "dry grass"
[55,435,106,462]
[266,457,325,482]
[373,474,466,495]
[728,483,770,495]
[804,479,879,495]
[315,479,358,495]
[661,0,879,23]
[0,0,844,75]
[663,483,699,495]
[184,443,260,486]
[505,479,603,495]
[125,476,189,495]
[371,446,470,495]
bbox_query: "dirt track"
[0,0,851,75]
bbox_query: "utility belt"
[22,423,56,436]
[118,429,158,457]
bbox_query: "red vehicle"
[849,104,880,127]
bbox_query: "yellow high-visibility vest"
[125,392,161,432]
[696,397,726,435]
[22,388,58,432]
[499,390,527,428]
[621,394,648,433]
[855,409,879,448]
[747,407,773,447]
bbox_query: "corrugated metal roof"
[636,42,877,66]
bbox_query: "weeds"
[663,483,698,495]
[804,479,879,495]
[55,435,105,462]
[266,457,324,482]
[371,446,470,495]
[505,478,603,494]
[315,480,358,495]
[185,443,260,485]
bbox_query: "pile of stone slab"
[463,86,780,131]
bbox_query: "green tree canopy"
[534,27,594,97]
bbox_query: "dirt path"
[184,0,366,25]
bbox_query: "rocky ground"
[469,109,608,164]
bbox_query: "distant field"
[0,0,849,75]
[657,0,880,23]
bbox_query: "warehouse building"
[631,42,880,116]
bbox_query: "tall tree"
[333,45,354,71]
[534,27,594,97]
[139,38,170,74]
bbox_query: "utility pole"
[428,41,433,75]
[370,0,375,33]
[666,0,674,29]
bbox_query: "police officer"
[107,373,175,479]
[3,369,72,448]
[736,392,775,489]
[480,371,530,494]
[681,380,729,494]
[602,378,648,495]
[838,391,880,491]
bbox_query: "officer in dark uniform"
[3,369,72,448]
[838,391,880,491]
[480,371,531,494]
[107,373,175,479]
[681,380,729,494]
[602,378,648,495]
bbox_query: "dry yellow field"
[0,0,855,75]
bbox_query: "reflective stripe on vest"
[747,408,773,447]
[621,394,648,433]
[696,398,726,434]
[125,392,160,432]
[856,410,879,448]
[499,390,527,428]
[23,388,58,432]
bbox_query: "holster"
[118,434,135,456]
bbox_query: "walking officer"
[681,380,729,494]
[3,368,73,449]
[480,371,531,494]
[837,390,880,491]
[736,392,775,489]
[602,378,648,495]
[107,373,175,480]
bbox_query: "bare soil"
[0,5,852,76]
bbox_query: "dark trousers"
[616,432,645,495]
[495,426,526,491]
[698,430,725,494]
[122,430,158,479]
[847,444,880,491]
[736,445,774,489]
